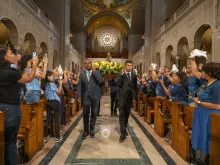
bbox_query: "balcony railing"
[155,0,203,40]
[24,0,38,13]
[165,15,174,29]
[40,11,49,24]
[176,1,190,18]
[17,0,59,36]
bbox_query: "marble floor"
[27,96,188,165]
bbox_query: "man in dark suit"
[117,60,137,143]
[77,59,102,139]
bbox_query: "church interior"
[0,0,220,165]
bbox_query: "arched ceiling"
[70,0,145,35]
[84,0,133,27]
[87,15,128,37]
[84,0,131,11]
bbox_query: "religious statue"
[106,52,112,62]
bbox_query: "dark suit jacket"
[116,72,138,106]
[77,70,102,105]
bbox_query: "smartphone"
[195,93,198,98]
[45,53,47,58]
[32,51,37,58]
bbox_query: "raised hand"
[121,68,125,75]
[32,56,39,67]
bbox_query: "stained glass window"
[98,32,117,47]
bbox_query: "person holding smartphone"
[20,51,48,104]
[0,45,39,165]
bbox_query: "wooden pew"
[132,99,138,112]
[139,94,147,117]
[0,111,5,165]
[65,94,71,123]
[144,97,157,124]
[71,92,77,116]
[138,92,143,116]
[141,94,147,118]
[210,113,220,165]
[171,105,194,161]
[18,104,37,161]
[33,99,47,151]
[154,99,173,137]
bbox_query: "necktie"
[87,71,91,81]
[127,72,131,81]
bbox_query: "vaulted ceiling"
[70,0,145,35]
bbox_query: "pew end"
[171,105,194,161]
[0,111,5,165]
[210,113,220,165]
[145,97,156,125]
[18,104,37,161]
[154,99,173,137]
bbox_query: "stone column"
[144,0,152,72]
[59,0,71,69]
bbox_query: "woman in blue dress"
[160,72,188,105]
[191,62,220,165]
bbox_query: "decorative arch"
[23,32,36,54]
[85,11,130,35]
[165,45,174,69]
[177,37,189,70]
[0,18,19,47]
[194,24,212,61]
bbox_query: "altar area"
[89,58,126,80]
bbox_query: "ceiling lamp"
[98,32,117,47]
[103,0,113,9]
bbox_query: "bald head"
[84,59,92,70]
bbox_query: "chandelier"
[98,32,117,47]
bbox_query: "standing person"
[77,59,102,139]
[191,62,220,164]
[117,60,137,143]
[109,78,118,116]
[0,45,39,165]
[42,70,63,143]
[186,65,201,107]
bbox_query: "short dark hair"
[125,60,132,65]
[202,62,220,80]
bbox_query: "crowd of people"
[1,44,220,165]
[0,45,80,165]
[136,52,220,165]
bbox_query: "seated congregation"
[134,49,220,165]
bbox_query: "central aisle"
[36,96,187,165]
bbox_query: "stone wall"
[132,0,217,73]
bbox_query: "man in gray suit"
[77,59,102,139]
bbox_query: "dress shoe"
[81,132,89,139]
[111,112,113,116]
[119,135,126,143]
[114,111,117,116]
[90,131,95,138]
